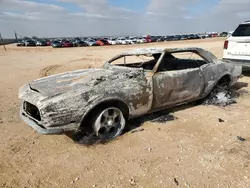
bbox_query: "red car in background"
[143,35,152,43]
[96,39,111,46]
[47,40,52,46]
[211,33,218,37]
[61,40,73,47]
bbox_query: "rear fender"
[200,63,233,97]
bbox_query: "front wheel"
[92,107,126,140]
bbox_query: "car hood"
[29,67,143,97]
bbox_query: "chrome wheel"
[93,107,125,140]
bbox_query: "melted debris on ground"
[203,87,238,106]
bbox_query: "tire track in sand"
[39,57,103,77]
[39,65,62,77]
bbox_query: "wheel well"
[80,100,129,129]
[217,74,231,88]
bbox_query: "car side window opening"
[110,54,158,70]
[157,52,207,72]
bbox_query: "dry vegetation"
[0,38,249,188]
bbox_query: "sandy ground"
[0,38,250,188]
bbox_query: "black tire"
[75,104,127,144]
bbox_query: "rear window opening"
[232,24,250,37]
[157,52,207,72]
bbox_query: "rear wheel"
[216,75,231,89]
[200,75,232,105]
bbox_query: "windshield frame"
[103,52,165,73]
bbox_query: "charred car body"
[18,48,242,140]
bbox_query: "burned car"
[18,48,242,141]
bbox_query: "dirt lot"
[0,38,249,188]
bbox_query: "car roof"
[106,47,217,64]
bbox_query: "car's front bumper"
[223,58,250,70]
[20,101,78,135]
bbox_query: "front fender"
[78,95,130,128]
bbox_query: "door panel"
[152,68,204,109]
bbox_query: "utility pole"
[14,30,18,42]
[0,33,7,51]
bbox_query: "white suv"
[223,20,250,69]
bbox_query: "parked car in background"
[187,34,200,40]
[220,32,228,37]
[128,37,138,44]
[165,35,177,41]
[52,41,62,48]
[85,39,99,46]
[46,40,52,46]
[73,39,88,47]
[211,33,219,37]
[24,39,36,46]
[223,20,250,70]
[180,35,188,40]
[150,36,157,42]
[157,36,165,42]
[61,40,73,48]
[117,37,128,45]
[176,35,183,40]
[135,37,146,43]
[36,39,47,46]
[108,38,118,45]
[143,35,152,43]
[15,31,227,49]
[96,39,110,46]
[17,40,25,46]
[198,34,206,39]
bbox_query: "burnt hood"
[29,68,113,97]
[28,67,143,97]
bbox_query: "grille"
[23,101,41,121]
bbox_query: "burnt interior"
[24,101,41,121]
[157,58,207,72]
[116,52,207,71]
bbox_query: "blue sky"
[186,0,219,16]
[108,0,151,12]
[27,0,219,15]
[29,0,152,12]
[29,0,83,12]
[0,0,249,37]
